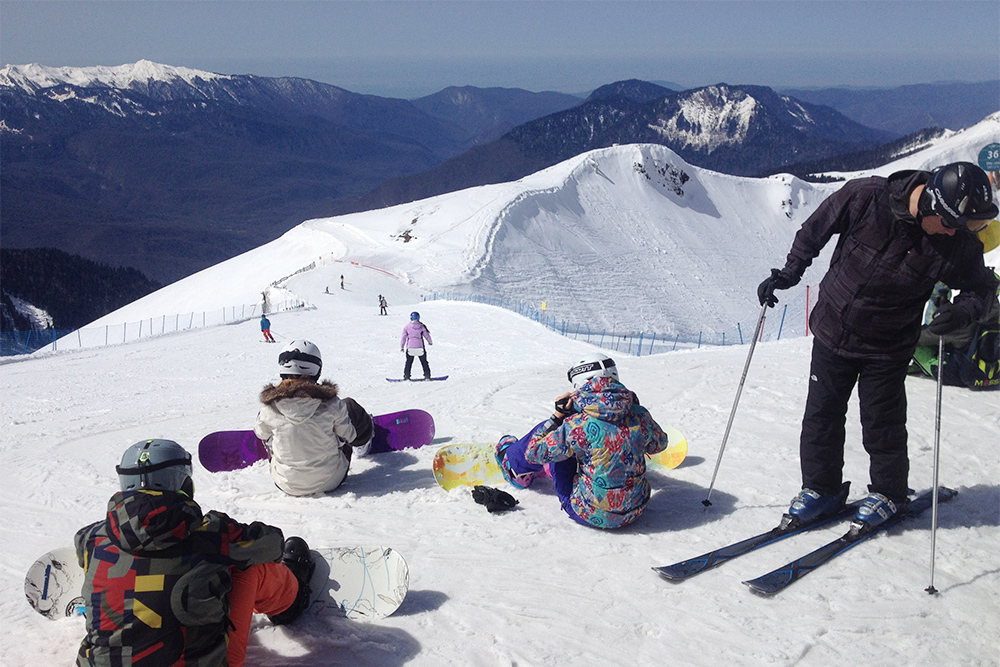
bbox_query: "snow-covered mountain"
[83,111,1000,346]
[0,61,583,283]
[0,60,229,95]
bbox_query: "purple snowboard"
[371,409,436,453]
[198,430,269,473]
[199,409,436,472]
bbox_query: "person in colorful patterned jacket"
[495,352,670,528]
[74,439,315,667]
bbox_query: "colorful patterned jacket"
[526,376,669,528]
[75,490,284,667]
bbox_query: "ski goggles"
[919,188,995,232]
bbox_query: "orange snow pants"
[227,562,299,667]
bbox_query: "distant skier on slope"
[379,295,388,315]
[74,439,314,667]
[260,314,275,342]
[254,339,374,496]
[757,161,999,532]
[495,352,670,529]
[400,311,433,380]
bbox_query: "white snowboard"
[25,545,409,623]
[308,546,409,621]
[24,547,86,620]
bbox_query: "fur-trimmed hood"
[259,378,339,405]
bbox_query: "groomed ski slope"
[2,259,998,666]
[84,113,1000,342]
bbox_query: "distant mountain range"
[1,61,996,288]
[339,82,894,213]
[779,81,1000,138]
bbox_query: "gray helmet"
[116,439,193,495]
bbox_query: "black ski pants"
[403,348,431,379]
[799,340,910,503]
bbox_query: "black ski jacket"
[780,170,999,361]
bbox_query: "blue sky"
[2,1,998,98]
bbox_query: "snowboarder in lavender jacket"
[400,311,433,380]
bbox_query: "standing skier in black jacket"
[758,162,999,532]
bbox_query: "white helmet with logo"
[567,352,619,388]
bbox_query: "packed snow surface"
[1,114,998,666]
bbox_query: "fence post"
[673,334,679,351]
[738,322,744,345]
[698,332,702,348]
[777,304,788,340]
[637,332,644,356]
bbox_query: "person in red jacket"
[75,439,315,667]
[758,162,999,532]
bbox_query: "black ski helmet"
[116,439,194,495]
[919,162,998,231]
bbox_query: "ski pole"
[926,334,945,595]
[703,302,768,506]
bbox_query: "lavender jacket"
[400,321,432,349]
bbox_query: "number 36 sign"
[979,143,1000,172]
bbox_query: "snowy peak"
[653,84,759,152]
[0,60,229,94]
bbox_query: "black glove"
[472,486,519,513]
[757,268,798,307]
[928,301,972,335]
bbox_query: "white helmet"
[278,339,322,380]
[567,352,618,388]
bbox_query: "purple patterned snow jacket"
[526,376,669,528]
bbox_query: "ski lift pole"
[703,302,769,506]
[926,334,945,595]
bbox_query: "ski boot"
[781,481,850,529]
[850,492,901,534]
[268,536,315,626]
[495,436,534,489]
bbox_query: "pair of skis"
[653,487,956,595]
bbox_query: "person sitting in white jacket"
[254,339,372,496]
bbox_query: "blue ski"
[743,487,957,595]
[654,490,862,581]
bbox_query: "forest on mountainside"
[1,248,162,332]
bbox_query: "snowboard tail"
[24,548,86,620]
[433,443,508,490]
[308,546,409,621]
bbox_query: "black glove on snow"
[928,301,972,335]
[757,268,797,307]
[472,486,519,513]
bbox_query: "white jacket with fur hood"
[253,379,357,496]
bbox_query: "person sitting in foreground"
[75,439,314,667]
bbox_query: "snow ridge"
[0,60,228,94]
